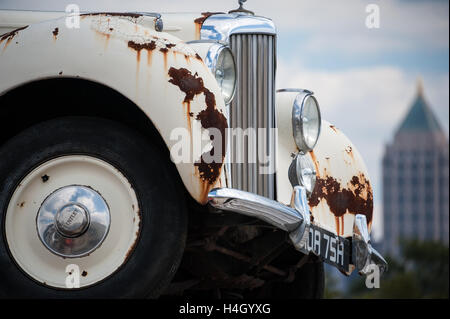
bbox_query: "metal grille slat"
[229,33,276,199]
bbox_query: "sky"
[1,0,449,241]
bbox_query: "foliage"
[343,239,449,299]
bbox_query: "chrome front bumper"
[208,186,387,276]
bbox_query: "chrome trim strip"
[185,40,227,45]
[208,187,303,232]
[277,88,314,94]
[200,13,276,42]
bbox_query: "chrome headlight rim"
[205,43,237,104]
[292,91,322,152]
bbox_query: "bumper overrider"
[208,186,387,277]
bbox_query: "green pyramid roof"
[396,81,442,134]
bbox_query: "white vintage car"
[0,2,386,298]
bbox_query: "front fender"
[0,14,228,204]
[276,90,373,238]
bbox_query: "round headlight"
[206,44,236,104]
[288,152,317,194]
[292,92,321,151]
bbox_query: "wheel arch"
[0,14,228,204]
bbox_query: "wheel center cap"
[36,185,111,258]
[55,203,89,238]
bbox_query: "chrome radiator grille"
[229,33,276,199]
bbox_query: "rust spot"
[345,146,354,160]
[0,25,28,49]
[52,27,58,40]
[329,125,338,133]
[41,175,49,183]
[81,271,87,277]
[128,40,157,52]
[160,47,168,53]
[195,53,202,61]
[166,43,176,49]
[18,202,25,208]
[168,67,228,186]
[309,173,373,227]
[189,112,194,117]
[58,71,63,75]
[194,12,223,39]
[109,27,114,31]
[168,68,204,103]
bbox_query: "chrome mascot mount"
[229,0,255,15]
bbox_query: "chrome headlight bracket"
[352,214,388,275]
[288,152,317,195]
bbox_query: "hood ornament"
[229,0,255,15]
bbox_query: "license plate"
[306,224,350,273]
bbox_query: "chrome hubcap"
[36,185,110,258]
[55,203,90,238]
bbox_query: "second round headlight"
[289,152,317,195]
[206,44,236,104]
[292,92,322,152]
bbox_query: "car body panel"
[0,13,228,204]
[276,91,373,238]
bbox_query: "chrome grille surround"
[201,13,277,199]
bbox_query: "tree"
[345,239,449,298]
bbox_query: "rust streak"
[124,210,141,262]
[329,125,338,133]
[162,50,168,70]
[1,25,28,49]
[128,40,157,66]
[168,67,228,187]
[147,50,153,66]
[309,150,320,178]
[194,12,223,39]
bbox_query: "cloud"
[2,0,448,56]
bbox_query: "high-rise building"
[382,80,449,256]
